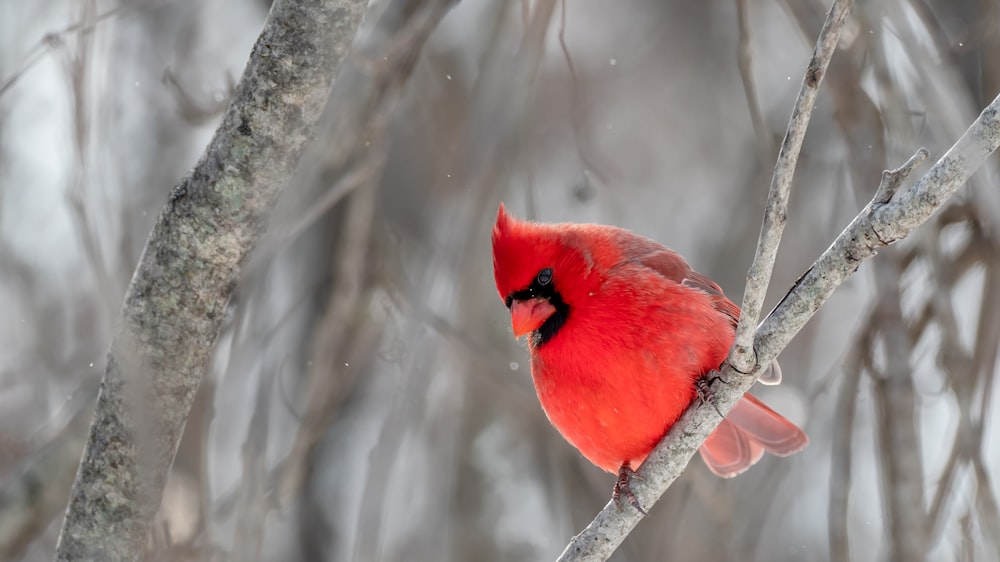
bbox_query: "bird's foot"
[696,375,725,420]
[704,367,732,386]
[613,462,647,516]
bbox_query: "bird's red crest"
[492,203,542,301]
[492,203,604,304]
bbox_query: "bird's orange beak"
[510,297,556,337]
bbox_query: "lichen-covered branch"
[52,0,368,559]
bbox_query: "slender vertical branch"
[0,385,97,560]
[557,0,611,184]
[734,0,772,165]
[828,316,873,562]
[870,254,927,562]
[730,0,855,373]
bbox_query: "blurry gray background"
[2,0,999,560]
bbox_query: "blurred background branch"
[3,0,1000,560]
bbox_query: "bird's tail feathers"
[698,393,808,478]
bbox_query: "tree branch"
[828,315,873,562]
[52,0,369,559]
[555,85,1000,562]
[0,384,96,560]
[870,253,928,561]
[734,0,772,166]
[730,0,854,373]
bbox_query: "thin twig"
[0,383,97,560]
[828,315,873,562]
[267,0,460,507]
[260,0,458,263]
[557,0,610,184]
[926,437,962,543]
[0,5,132,98]
[229,369,276,562]
[734,0,772,165]
[972,454,1000,560]
[275,186,379,504]
[969,251,1000,554]
[730,0,855,374]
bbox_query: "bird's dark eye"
[536,268,553,286]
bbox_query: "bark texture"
[53,0,368,559]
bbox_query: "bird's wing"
[680,272,741,327]
[631,245,784,384]
[630,246,741,327]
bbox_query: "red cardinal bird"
[491,204,807,510]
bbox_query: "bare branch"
[730,0,855,374]
[0,385,96,560]
[52,0,370,559]
[828,316,873,562]
[0,5,130,98]
[557,0,611,184]
[754,85,1000,356]
[967,250,1000,555]
[734,0,772,165]
[230,371,276,562]
[269,0,461,507]
[275,188,379,504]
[870,254,928,561]
[554,84,1000,562]
[927,437,961,544]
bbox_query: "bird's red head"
[491,204,604,343]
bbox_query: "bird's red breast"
[492,204,807,476]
